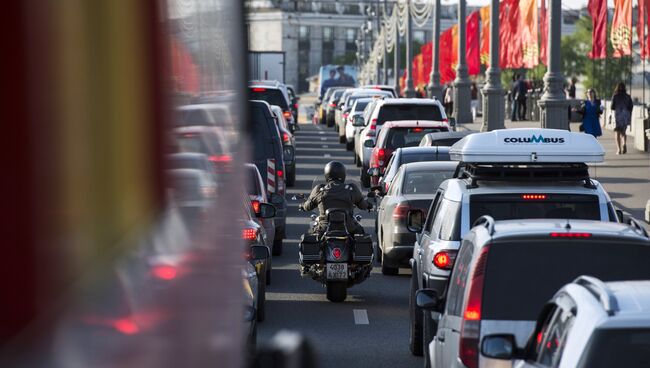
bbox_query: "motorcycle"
[292,178,375,303]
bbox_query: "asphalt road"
[259,123,421,368]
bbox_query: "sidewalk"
[461,118,650,229]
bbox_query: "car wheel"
[256,272,266,322]
[326,281,347,302]
[345,141,354,151]
[409,273,424,356]
[266,264,271,285]
[375,241,383,264]
[423,311,437,368]
[272,236,283,256]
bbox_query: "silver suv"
[416,218,650,368]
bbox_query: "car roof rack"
[573,276,619,316]
[453,162,596,189]
[472,215,495,235]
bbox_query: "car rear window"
[330,90,345,103]
[251,106,275,160]
[577,328,650,368]
[482,240,650,320]
[402,152,440,164]
[385,127,449,149]
[247,167,261,195]
[402,170,454,195]
[250,88,288,109]
[430,138,463,147]
[169,157,202,171]
[377,104,444,124]
[177,109,210,126]
[175,134,208,154]
[171,175,202,201]
[470,194,601,225]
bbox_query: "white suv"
[481,275,650,368]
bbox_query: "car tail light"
[242,228,258,241]
[550,232,592,238]
[366,119,377,137]
[392,203,410,220]
[209,154,232,163]
[442,118,449,124]
[343,112,349,119]
[459,246,490,368]
[332,248,342,260]
[294,103,298,109]
[201,186,217,198]
[251,199,261,214]
[283,111,292,119]
[433,250,457,270]
[329,102,336,107]
[522,194,547,200]
[113,318,140,335]
[152,264,178,280]
[182,133,197,138]
[282,132,290,143]
[277,169,284,178]
[411,127,424,133]
[252,87,266,92]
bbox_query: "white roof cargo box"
[449,128,605,163]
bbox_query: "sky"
[442,0,618,10]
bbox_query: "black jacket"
[301,180,371,233]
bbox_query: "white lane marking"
[322,145,329,148]
[324,154,331,158]
[320,137,327,141]
[318,131,325,135]
[353,309,369,325]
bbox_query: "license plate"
[326,263,348,280]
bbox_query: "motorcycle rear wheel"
[326,281,347,302]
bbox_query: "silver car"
[375,162,457,275]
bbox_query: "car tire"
[375,241,383,264]
[381,260,399,276]
[360,167,370,188]
[272,236,283,256]
[409,273,424,356]
[326,281,347,302]
[286,166,296,187]
[423,311,437,368]
[257,272,266,322]
[345,141,354,151]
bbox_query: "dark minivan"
[250,100,287,255]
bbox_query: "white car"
[345,98,374,150]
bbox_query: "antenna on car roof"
[565,221,571,230]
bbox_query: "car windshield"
[250,89,288,109]
[469,194,601,225]
[402,170,454,194]
[377,104,444,124]
[482,241,650,320]
[385,127,449,149]
[577,328,650,368]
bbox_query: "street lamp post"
[480,0,505,131]
[453,0,472,124]
[404,0,416,97]
[538,0,569,129]
[394,14,401,95]
[427,0,443,100]
[382,0,388,85]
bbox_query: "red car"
[368,120,449,186]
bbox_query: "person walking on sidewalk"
[444,84,454,117]
[510,74,519,121]
[611,82,633,154]
[515,74,528,120]
[573,88,602,138]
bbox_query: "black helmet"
[324,161,346,182]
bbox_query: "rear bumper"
[423,271,450,297]
[383,233,416,267]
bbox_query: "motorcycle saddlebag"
[299,234,321,264]
[353,234,373,263]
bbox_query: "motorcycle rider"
[298,161,372,235]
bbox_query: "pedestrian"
[444,84,454,116]
[567,77,577,99]
[515,74,528,120]
[470,82,479,121]
[573,88,602,138]
[610,82,634,154]
[510,74,519,121]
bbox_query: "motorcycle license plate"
[326,263,348,280]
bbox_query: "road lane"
[259,123,420,368]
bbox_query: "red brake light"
[283,111,292,118]
[276,169,284,178]
[550,232,592,238]
[113,318,139,335]
[459,246,490,368]
[209,154,232,163]
[366,119,377,137]
[152,264,178,281]
[252,87,266,92]
[522,194,547,200]
[412,127,424,133]
[392,203,410,220]
[251,199,261,214]
[343,112,349,119]
[294,103,298,109]
[242,228,258,241]
[332,248,342,260]
[282,132,290,143]
[442,118,449,124]
[433,250,457,270]
[329,102,336,107]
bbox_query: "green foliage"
[333,52,357,66]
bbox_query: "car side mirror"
[247,245,270,261]
[363,139,375,148]
[406,209,424,233]
[353,116,365,127]
[415,289,440,310]
[481,334,519,360]
[257,203,277,219]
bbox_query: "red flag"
[519,0,538,68]
[170,37,200,93]
[479,6,490,65]
[466,11,481,75]
[420,42,433,86]
[499,0,522,68]
[638,0,649,59]
[439,26,456,85]
[588,0,607,59]
[611,0,632,58]
[539,0,548,65]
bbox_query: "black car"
[250,100,287,255]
